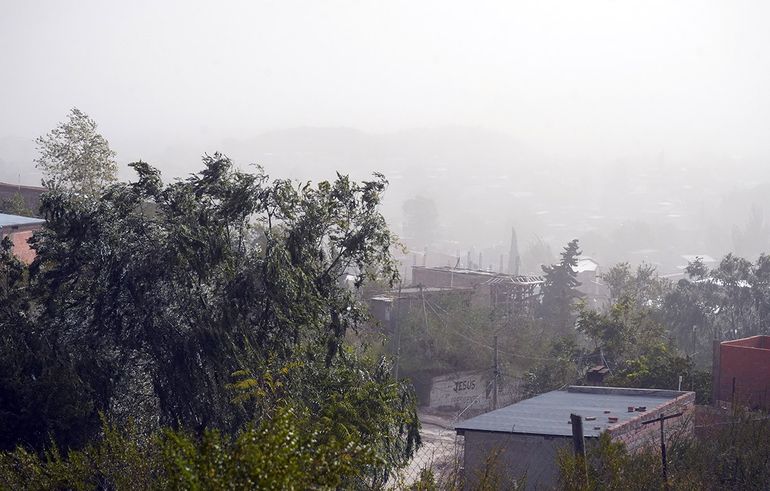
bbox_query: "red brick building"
[713,336,770,410]
[0,213,44,264]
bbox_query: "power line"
[421,295,561,362]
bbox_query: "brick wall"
[8,230,36,263]
[1,225,41,264]
[606,391,695,452]
[714,336,770,410]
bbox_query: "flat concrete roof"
[0,213,44,228]
[456,386,691,438]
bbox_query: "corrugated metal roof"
[0,213,44,227]
[456,386,689,438]
[485,275,544,286]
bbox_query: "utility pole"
[642,411,683,488]
[493,335,499,410]
[393,283,402,381]
[570,413,588,485]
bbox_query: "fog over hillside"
[4,0,770,276]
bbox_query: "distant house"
[455,386,695,490]
[712,336,770,411]
[585,365,610,385]
[411,266,544,312]
[574,256,610,309]
[0,181,45,215]
[0,213,45,263]
[367,285,473,334]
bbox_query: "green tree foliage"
[540,239,582,333]
[526,274,712,402]
[0,407,380,490]
[394,293,494,376]
[0,156,419,483]
[0,238,98,451]
[558,432,662,491]
[601,262,671,308]
[35,108,118,196]
[605,344,711,404]
[0,192,34,217]
[523,337,582,397]
[663,253,770,359]
[559,411,770,490]
[576,298,665,366]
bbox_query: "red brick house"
[0,213,44,264]
[713,336,770,410]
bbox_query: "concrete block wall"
[462,431,569,491]
[607,391,695,452]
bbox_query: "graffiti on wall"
[429,371,523,411]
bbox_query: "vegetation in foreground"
[0,152,418,488]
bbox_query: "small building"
[585,365,610,385]
[412,265,501,289]
[455,386,695,490]
[712,336,770,411]
[574,256,610,309]
[0,181,45,214]
[367,285,473,333]
[411,266,544,315]
[0,213,45,264]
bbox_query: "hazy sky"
[3,0,770,160]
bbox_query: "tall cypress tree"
[540,239,582,332]
[508,226,521,275]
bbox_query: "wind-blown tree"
[601,262,671,308]
[662,253,770,358]
[3,155,418,481]
[0,238,98,451]
[539,239,582,333]
[35,108,118,196]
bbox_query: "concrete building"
[455,386,695,490]
[0,213,45,264]
[411,266,544,309]
[412,265,501,289]
[367,285,473,334]
[712,336,770,411]
[575,256,610,310]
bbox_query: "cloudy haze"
[3,1,770,156]
[3,0,770,274]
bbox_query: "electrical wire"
[420,294,562,362]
